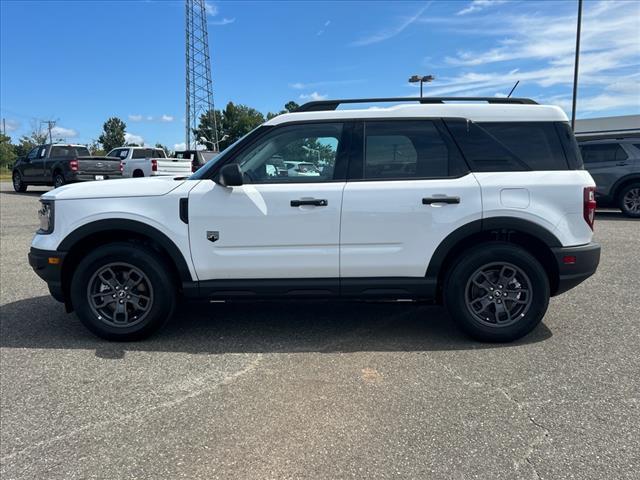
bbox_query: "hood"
[42,177,187,201]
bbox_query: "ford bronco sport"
[29,97,601,342]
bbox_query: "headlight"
[37,200,54,234]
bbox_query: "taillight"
[69,159,78,171]
[583,186,596,230]
[151,159,158,172]
[119,161,124,173]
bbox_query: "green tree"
[0,133,17,170]
[88,140,105,156]
[267,100,300,120]
[98,117,126,153]
[193,102,264,151]
[155,142,171,157]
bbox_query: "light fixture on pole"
[409,74,435,98]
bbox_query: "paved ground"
[1,181,638,480]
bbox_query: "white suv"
[29,97,600,342]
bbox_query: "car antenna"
[507,80,520,98]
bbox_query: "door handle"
[290,198,328,207]
[422,196,460,205]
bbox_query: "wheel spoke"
[98,268,119,290]
[472,272,494,291]
[494,301,512,324]
[113,301,129,324]
[127,293,151,311]
[470,294,493,314]
[498,265,517,287]
[91,292,115,308]
[123,270,144,290]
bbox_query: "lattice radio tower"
[185,0,219,150]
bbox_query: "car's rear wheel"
[12,171,27,192]
[53,172,65,188]
[444,243,550,342]
[618,183,640,218]
[70,242,176,341]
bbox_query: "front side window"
[234,123,343,183]
[580,144,628,163]
[26,147,39,160]
[363,121,459,179]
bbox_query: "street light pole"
[409,75,435,98]
[571,0,583,131]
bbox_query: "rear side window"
[444,120,527,172]
[478,122,568,170]
[132,149,152,159]
[362,120,467,180]
[446,120,573,171]
[580,144,628,163]
[555,122,583,169]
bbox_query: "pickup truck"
[107,147,192,178]
[175,149,218,172]
[12,144,122,191]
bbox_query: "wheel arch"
[611,174,640,201]
[426,217,562,300]
[58,219,192,310]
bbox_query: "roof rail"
[295,96,538,112]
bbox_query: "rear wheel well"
[436,229,559,301]
[613,177,640,202]
[133,169,144,177]
[61,230,182,310]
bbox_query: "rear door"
[340,119,481,278]
[580,143,631,199]
[188,122,349,280]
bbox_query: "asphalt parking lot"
[1,181,638,480]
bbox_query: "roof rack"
[295,96,538,112]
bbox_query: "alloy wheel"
[87,262,154,328]
[622,187,640,215]
[465,262,533,327]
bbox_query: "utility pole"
[571,0,583,131]
[42,120,56,144]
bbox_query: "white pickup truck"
[106,147,192,178]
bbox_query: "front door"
[340,120,482,278]
[188,122,349,280]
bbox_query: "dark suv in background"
[579,139,640,217]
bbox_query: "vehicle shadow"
[0,295,552,357]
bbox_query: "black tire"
[70,242,176,341]
[133,170,144,178]
[443,243,550,342]
[618,183,640,218]
[53,171,65,188]
[12,171,27,192]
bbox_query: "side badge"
[206,231,219,243]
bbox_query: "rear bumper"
[28,247,66,302]
[551,242,601,295]
[65,172,123,182]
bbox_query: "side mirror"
[218,163,243,187]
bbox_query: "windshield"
[189,127,264,180]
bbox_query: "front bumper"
[28,247,66,302]
[551,242,601,295]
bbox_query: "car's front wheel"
[444,243,550,342]
[12,171,27,192]
[619,183,640,218]
[70,242,176,341]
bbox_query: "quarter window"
[234,123,343,183]
[363,121,464,179]
[580,144,628,163]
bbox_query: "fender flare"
[425,217,562,280]
[611,174,640,200]
[58,219,193,282]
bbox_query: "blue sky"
[1,0,638,149]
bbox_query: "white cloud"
[146,116,154,121]
[210,17,235,26]
[4,119,20,132]
[204,2,217,16]
[289,79,365,90]
[457,0,508,16]
[324,20,331,27]
[160,114,174,122]
[351,2,431,46]
[416,1,640,116]
[299,92,328,101]
[128,114,143,121]
[51,126,78,138]
[125,133,145,145]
